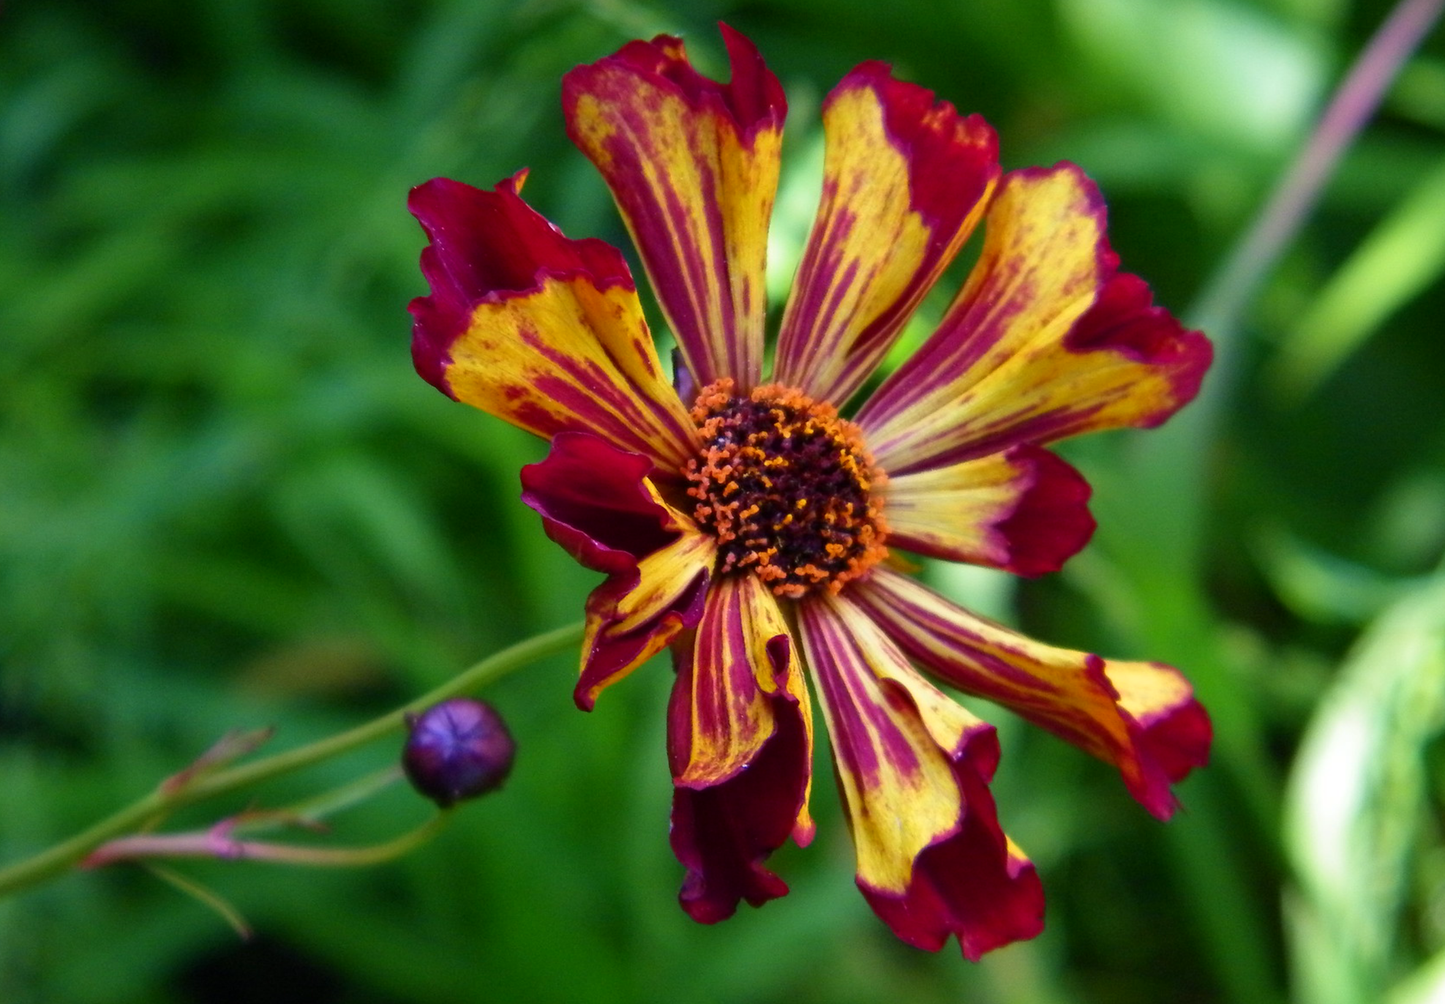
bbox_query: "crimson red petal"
[520,431,677,576]
[1066,269,1213,410]
[668,635,812,922]
[408,173,633,397]
[861,747,1045,960]
[993,445,1096,577]
[1134,687,1213,784]
[520,432,710,710]
[576,563,709,710]
[595,25,785,140]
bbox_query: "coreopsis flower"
[408,26,1213,959]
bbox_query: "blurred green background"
[2,0,1444,1001]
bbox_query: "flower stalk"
[81,811,454,870]
[1189,0,1445,340]
[0,620,583,900]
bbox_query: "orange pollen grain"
[683,379,889,598]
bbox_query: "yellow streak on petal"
[882,452,1029,567]
[805,596,985,894]
[445,274,697,468]
[580,527,716,698]
[865,168,1100,458]
[1005,836,1031,870]
[852,569,1211,806]
[1105,659,1193,724]
[952,168,1103,390]
[609,530,716,637]
[778,84,993,399]
[678,574,809,788]
[869,166,1198,469]
[571,79,779,386]
[568,93,619,170]
[861,569,1135,764]
[718,123,780,377]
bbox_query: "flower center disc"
[685,380,888,598]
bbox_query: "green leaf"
[1284,574,1445,1004]
[1271,156,1445,402]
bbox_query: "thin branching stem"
[0,620,583,900]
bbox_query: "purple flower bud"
[402,698,516,808]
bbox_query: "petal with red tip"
[867,808,1043,962]
[564,26,785,391]
[857,164,1212,475]
[667,574,814,922]
[773,62,999,405]
[885,444,1095,577]
[408,174,697,469]
[849,568,1212,820]
[574,528,714,711]
[798,594,1044,959]
[519,433,713,708]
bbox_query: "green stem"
[0,620,583,900]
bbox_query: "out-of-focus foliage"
[1,1,1442,1002]
[1285,574,1445,1004]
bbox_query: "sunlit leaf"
[1285,575,1445,1004]
[1271,156,1445,401]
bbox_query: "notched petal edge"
[408,172,634,398]
[853,569,1212,821]
[801,596,1043,960]
[666,577,814,923]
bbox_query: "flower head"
[409,25,1212,959]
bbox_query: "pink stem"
[1191,0,1444,336]
[81,815,448,869]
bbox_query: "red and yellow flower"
[409,26,1213,959]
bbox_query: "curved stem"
[0,620,583,900]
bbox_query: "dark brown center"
[684,380,888,598]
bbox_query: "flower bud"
[402,698,516,808]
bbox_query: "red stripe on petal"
[858,165,1211,474]
[564,26,785,391]
[575,530,713,710]
[409,174,697,466]
[885,444,1095,577]
[597,26,784,142]
[774,63,999,404]
[667,576,814,922]
[668,655,813,922]
[799,595,1042,957]
[851,569,1211,820]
